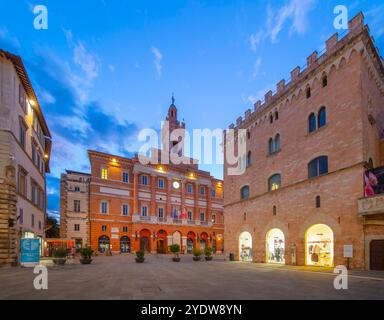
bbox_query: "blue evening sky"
[0,0,383,220]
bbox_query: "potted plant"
[192,248,203,261]
[204,247,213,261]
[53,248,67,265]
[169,244,181,262]
[135,250,145,263]
[79,247,93,264]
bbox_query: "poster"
[20,238,40,264]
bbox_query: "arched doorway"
[172,231,181,247]
[266,228,285,264]
[187,231,196,253]
[120,236,130,253]
[140,229,151,253]
[98,235,110,253]
[239,231,252,262]
[156,230,167,254]
[200,232,208,251]
[306,224,334,267]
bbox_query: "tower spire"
[171,92,175,106]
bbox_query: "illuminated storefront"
[239,231,252,262]
[266,228,285,264]
[306,224,334,267]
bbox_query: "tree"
[45,215,60,238]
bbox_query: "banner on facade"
[364,167,384,197]
[20,238,40,265]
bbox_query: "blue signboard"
[20,238,40,264]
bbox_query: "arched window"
[247,130,251,140]
[316,196,321,208]
[274,134,280,151]
[270,114,274,124]
[240,185,250,200]
[306,87,311,99]
[322,75,328,87]
[268,138,274,155]
[274,111,279,120]
[308,156,328,178]
[318,107,326,128]
[308,113,316,133]
[246,151,252,167]
[268,174,281,191]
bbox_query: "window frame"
[240,185,250,200]
[100,201,109,214]
[308,156,329,178]
[268,174,281,191]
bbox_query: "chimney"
[348,12,364,32]
[307,51,318,67]
[290,66,300,82]
[326,33,338,53]
[265,90,273,103]
[277,79,285,94]
[236,117,242,126]
[228,123,235,129]
[245,109,251,119]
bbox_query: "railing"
[358,194,384,216]
[132,214,213,227]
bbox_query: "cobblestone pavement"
[0,254,383,300]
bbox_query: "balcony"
[132,214,213,227]
[358,194,384,216]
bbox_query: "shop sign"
[111,227,119,233]
[20,238,40,264]
[343,245,353,258]
[112,234,119,239]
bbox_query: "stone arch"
[338,57,347,68]
[298,213,340,240]
[329,64,337,76]
[348,48,358,62]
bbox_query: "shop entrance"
[98,235,110,253]
[266,228,285,264]
[305,224,334,267]
[140,237,150,253]
[239,231,252,262]
[120,236,130,253]
[187,238,194,253]
[370,240,384,270]
[157,239,167,254]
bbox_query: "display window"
[306,224,334,267]
[239,231,252,262]
[266,228,285,264]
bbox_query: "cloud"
[248,0,316,51]
[0,26,21,51]
[249,31,263,51]
[108,64,115,72]
[267,0,315,43]
[151,46,163,77]
[365,4,384,38]
[252,57,262,78]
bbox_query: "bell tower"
[162,94,186,156]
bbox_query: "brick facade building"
[62,101,224,254]
[223,13,384,270]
